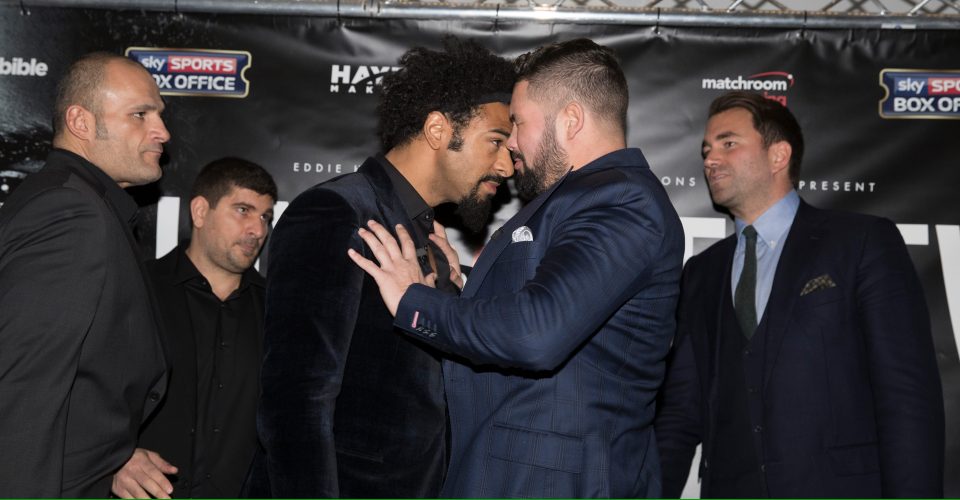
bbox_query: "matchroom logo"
[879,69,960,119]
[126,47,252,98]
[702,71,795,106]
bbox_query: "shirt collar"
[735,190,800,249]
[50,148,139,225]
[376,153,434,225]
[172,242,265,292]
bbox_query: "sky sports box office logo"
[126,48,252,98]
[879,69,960,119]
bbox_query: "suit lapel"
[761,202,827,394]
[461,175,566,298]
[358,157,432,275]
[706,236,737,439]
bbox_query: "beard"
[513,124,570,202]
[455,174,505,234]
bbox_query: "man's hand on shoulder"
[111,448,178,499]
[347,220,436,316]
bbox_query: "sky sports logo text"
[879,69,960,119]
[126,48,252,98]
[702,71,795,105]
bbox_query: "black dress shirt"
[378,154,457,292]
[138,244,265,497]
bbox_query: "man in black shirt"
[243,37,515,498]
[0,51,169,498]
[112,158,277,498]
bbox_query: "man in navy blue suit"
[654,91,944,497]
[350,38,684,497]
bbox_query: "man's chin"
[455,196,493,234]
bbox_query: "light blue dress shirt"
[731,190,800,323]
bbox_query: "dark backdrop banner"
[1,5,958,496]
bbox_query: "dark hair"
[515,38,628,132]
[708,91,805,186]
[377,36,515,152]
[53,52,146,138]
[190,157,278,207]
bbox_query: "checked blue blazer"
[395,148,685,498]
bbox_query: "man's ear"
[768,141,792,176]
[422,111,448,151]
[64,105,96,141]
[190,196,210,229]
[559,101,585,141]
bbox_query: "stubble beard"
[514,124,569,203]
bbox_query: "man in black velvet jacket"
[244,37,516,497]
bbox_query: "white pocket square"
[511,226,533,243]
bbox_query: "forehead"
[219,186,275,209]
[705,107,757,137]
[509,81,544,120]
[464,102,511,133]
[100,60,163,103]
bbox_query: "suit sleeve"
[396,177,679,372]
[256,189,363,497]
[857,218,944,497]
[654,261,705,498]
[0,187,107,497]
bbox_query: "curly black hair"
[377,36,515,152]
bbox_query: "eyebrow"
[714,131,738,141]
[490,127,511,137]
[132,103,163,113]
[234,201,274,213]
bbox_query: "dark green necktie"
[735,225,758,339]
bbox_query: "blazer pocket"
[828,442,879,476]
[487,425,586,497]
[488,424,583,473]
[796,284,843,310]
[336,444,385,464]
[496,240,537,263]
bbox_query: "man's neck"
[385,147,442,207]
[732,187,795,225]
[184,244,242,301]
[567,130,625,172]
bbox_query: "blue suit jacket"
[395,148,684,497]
[655,201,945,497]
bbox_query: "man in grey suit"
[351,38,684,498]
[0,52,169,497]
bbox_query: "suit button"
[703,460,709,469]
[149,391,160,402]
[760,464,766,473]
[754,425,763,433]
[742,348,752,357]
[747,386,758,394]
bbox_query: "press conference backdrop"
[1,4,958,496]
